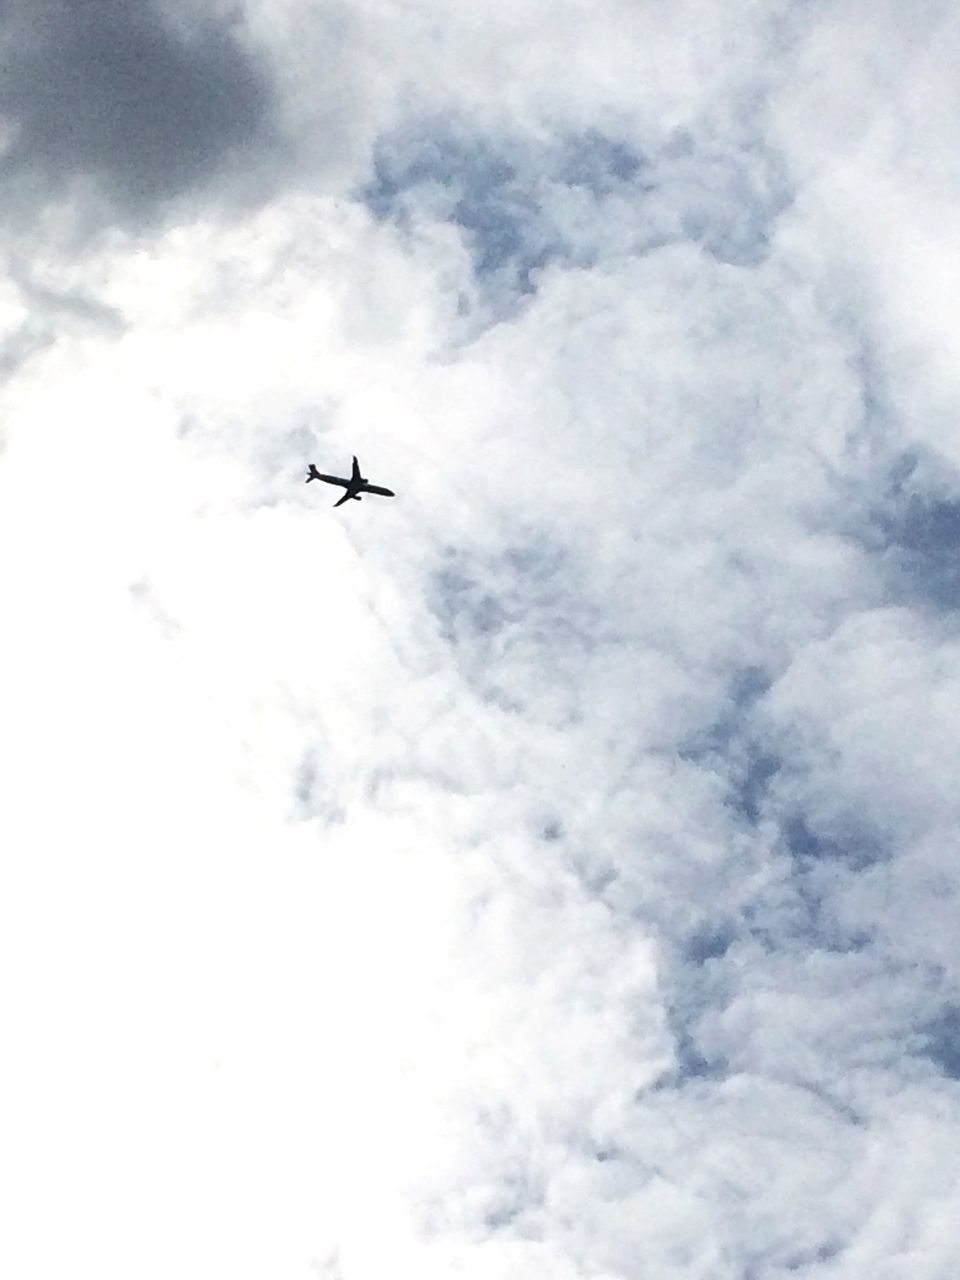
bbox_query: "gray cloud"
[875,489,960,610]
[0,0,277,225]
[361,117,791,321]
[923,1006,960,1080]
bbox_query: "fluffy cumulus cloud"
[2,0,959,1276]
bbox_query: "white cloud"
[3,1,960,1277]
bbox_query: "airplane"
[305,455,396,508]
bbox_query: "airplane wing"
[333,491,353,508]
[351,455,362,483]
[363,484,395,498]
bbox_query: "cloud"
[3,2,960,1278]
[361,118,790,328]
[874,488,960,610]
[0,0,281,230]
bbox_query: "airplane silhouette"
[305,455,396,508]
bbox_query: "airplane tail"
[306,464,321,483]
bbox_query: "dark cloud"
[664,1016,727,1085]
[847,446,960,611]
[678,665,778,825]
[360,118,790,308]
[729,746,781,825]
[684,924,735,965]
[921,1005,960,1080]
[876,492,960,610]
[0,0,277,224]
[659,939,731,1088]
[556,129,645,193]
[781,812,885,871]
[663,130,790,267]
[363,127,563,295]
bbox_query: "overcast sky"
[2,1,960,1277]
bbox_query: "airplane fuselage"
[305,456,395,508]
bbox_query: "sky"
[2,1,960,1276]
